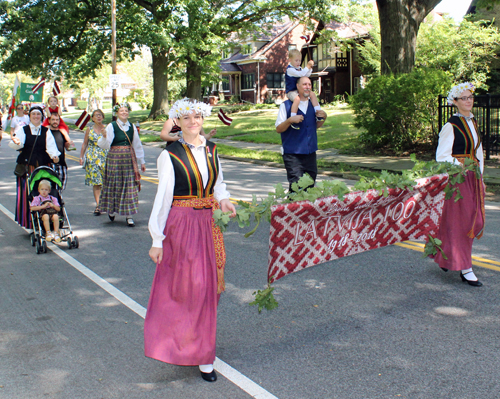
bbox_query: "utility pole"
[111,0,117,121]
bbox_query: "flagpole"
[111,0,117,121]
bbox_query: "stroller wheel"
[72,236,79,249]
[67,238,72,250]
[35,240,41,254]
[42,240,47,253]
[30,233,36,247]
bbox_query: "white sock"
[199,364,213,373]
[314,106,322,112]
[291,112,297,116]
[461,268,477,281]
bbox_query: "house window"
[242,44,252,55]
[221,77,229,91]
[266,73,285,89]
[312,47,318,64]
[322,42,332,59]
[242,74,255,90]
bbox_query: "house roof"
[323,21,370,39]
[219,62,242,72]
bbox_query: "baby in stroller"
[30,179,62,242]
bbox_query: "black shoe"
[94,207,101,216]
[440,267,448,272]
[200,370,217,382]
[126,218,135,227]
[460,272,483,287]
[108,213,115,222]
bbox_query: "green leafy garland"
[214,156,481,312]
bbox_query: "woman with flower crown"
[97,102,146,227]
[434,82,485,287]
[145,98,236,382]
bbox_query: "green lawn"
[140,105,363,154]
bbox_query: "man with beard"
[49,113,74,190]
[275,76,327,192]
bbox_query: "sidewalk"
[204,137,500,186]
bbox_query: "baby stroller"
[28,166,79,254]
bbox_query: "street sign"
[19,83,43,103]
[109,74,121,90]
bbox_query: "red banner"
[268,174,449,283]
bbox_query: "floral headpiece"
[447,82,475,105]
[112,102,132,115]
[168,98,212,119]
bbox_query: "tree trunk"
[376,0,442,74]
[185,58,202,100]
[149,52,170,118]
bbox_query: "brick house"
[217,18,370,104]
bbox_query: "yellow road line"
[396,240,500,273]
[66,154,80,162]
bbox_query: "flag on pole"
[52,81,61,96]
[5,75,21,131]
[75,110,91,130]
[300,35,310,42]
[217,109,233,126]
[32,77,45,94]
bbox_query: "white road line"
[0,202,278,399]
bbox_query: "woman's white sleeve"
[149,151,175,248]
[8,126,26,150]
[436,123,460,165]
[97,124,114,150]
[214,156,230,202]
[132,125,145,164]
[45,130,61,158]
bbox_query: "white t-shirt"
[11,115,30,130]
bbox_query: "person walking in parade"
[145,98,236,382]
[48,114,74,191]
[80,109,108,215]
[98,102,145,227]
[275,76,327,192]
[434,82,485,287]
[8,106,60,229]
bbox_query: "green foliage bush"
[350,69,452,151]
[76,100,88,110]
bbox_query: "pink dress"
[42,106,69,133]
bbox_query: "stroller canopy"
[29,166,62,192]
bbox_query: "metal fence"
[438,94,500,159]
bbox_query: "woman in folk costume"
[9,106,60,229]
[145,98,236,382]
[434,82,485,287]
[97,102,146,227]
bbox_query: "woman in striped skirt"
[97,103,145,227]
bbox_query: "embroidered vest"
[111,121,134,146]
[17,125,52,166]
[280,99,318,155]
[449,116,481,163]
[167,141,219,198]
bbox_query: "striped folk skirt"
[15,165,37,229]
[99,146,139,216]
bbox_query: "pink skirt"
[433,170,485,270]
[144,206,219,366]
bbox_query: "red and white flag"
[217,108,232,126]
[75,110,91,130]
[52,81,61,96]
[300,35,310,42]
[171,124,181,133]
[32,77,45,93]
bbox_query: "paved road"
[1,131,500,399]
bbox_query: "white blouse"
[8,123,61,159]
[149,137,231,247]
[97,120,145,164]
[10,115,30,130]
[436,114,484,174]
